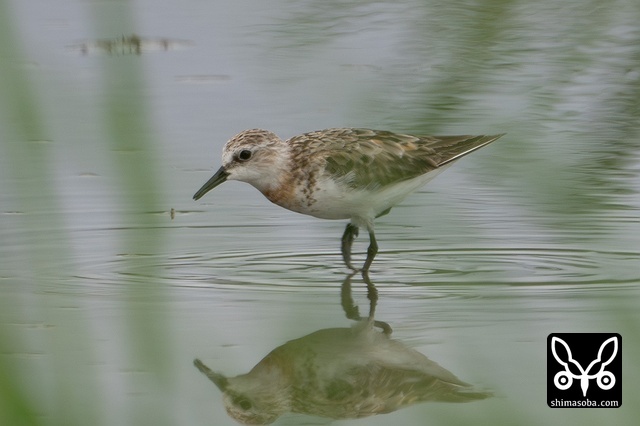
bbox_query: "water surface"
[1,0,639,425]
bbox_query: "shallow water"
[1,0,639,425]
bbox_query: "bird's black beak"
[193,166,229,200]
[193,359,228,391]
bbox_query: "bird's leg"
[362,270,392,335]
[340,272,361,320]
[341,223,359,271]
[361,226,378,272]
[362,269,378,318]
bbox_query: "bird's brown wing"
[288,128,503,190]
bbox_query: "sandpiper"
[194,128,504,271]
[194,321,489,424]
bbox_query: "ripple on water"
[166,245,639,292]
[378,246,639,285]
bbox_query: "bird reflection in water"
[194,272,491,424]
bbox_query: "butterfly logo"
[551,336,618,397]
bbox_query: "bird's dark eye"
[238,150,252,161]
[234,397,252,410]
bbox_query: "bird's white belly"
[285,167,450,222]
